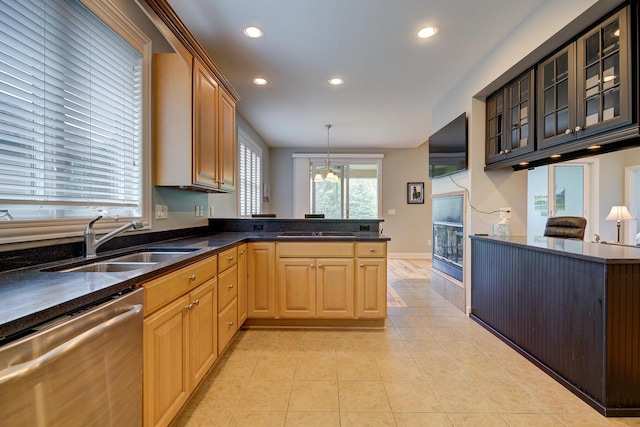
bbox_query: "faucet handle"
[85,216,103,234]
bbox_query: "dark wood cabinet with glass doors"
[486,70,535,165]
[538,6,631,149]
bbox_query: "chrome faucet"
[84,216,144,258]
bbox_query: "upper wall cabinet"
[486,70,535,165]
[154,53,236,192]
[539,7,631,149]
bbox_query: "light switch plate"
[155,204,168,219]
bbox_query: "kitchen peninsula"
[470,235,640,417]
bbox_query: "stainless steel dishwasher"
[0,287,143,426]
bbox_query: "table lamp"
[605,205,634,243]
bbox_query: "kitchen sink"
[108,251,194,263]
[43,248,199,273]
[59,262,157,273]
[277,231,355,237]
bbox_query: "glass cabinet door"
[538,45,576,148]
[485,90,505,163]
[507,70,535,156]
[576,7,629,137]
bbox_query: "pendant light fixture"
[314,124,339,182]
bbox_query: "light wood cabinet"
[143,294,190,427]
[247,242,277,318]
[276,243,355,319]
[356,242,387,319]
[193,59,219,188]
[142,256,218,427]
[153,53,236,192]
[143,276,218,427]
[237,243,248,326]
[217,245,238,353]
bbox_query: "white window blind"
[239,131,261,216]
[0,0,143,221]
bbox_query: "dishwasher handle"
[0,303,142,385]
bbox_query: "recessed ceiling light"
[243,26,263,38]
[417,26,439,39]
[550,154,561,159]
[518,162,529,166]
[328,78,344,86]
[253,77,268,85]
[587,145,601,149]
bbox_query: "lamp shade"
[605,205,634,221]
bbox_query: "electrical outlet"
[388,209,396,215]
[195,205,205,217]
[209,206,214,217]
[428,239,432,246]
[500,207,512,219]
[155,204,168,219]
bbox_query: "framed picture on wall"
[407,182,424,204]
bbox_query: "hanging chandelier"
[314,124,339,182]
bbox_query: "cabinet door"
[278,258,316,318]
[237,244,248,326]
[356,258,387,319]
[247,242,277,318]
[193,60,219,189]
[538,45,576,148]
[218,89,236,192]
[316,258,355,318]
[143,295,190,427]
[576,7,630,138]
[505,70,535,157]
[485,89,506,164]
[189,278,217,390]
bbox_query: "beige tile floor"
[173,260,640,427]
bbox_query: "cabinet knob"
[227,321,234,326]
[318,264,323,268]
[189,274,196,281]
[227,283,234,289]
[228,256,234,261]
[309,264,314,269]
[499,150,505,154]
[193,299,200,306]
[369,248,375,252]
[239,251,244,256]
[565,128,573,134]
[504,149,511,153]
[575,125,583,132]
[186,303,194,311]
[360,264,364,267]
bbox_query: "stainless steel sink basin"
[59,262,157,273]
[108,251,193,263]
[277,231,355,237]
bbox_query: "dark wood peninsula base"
[470,235,640,417]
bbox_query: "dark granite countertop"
[469,234,640,264]
[0,230,389,341]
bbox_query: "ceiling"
[165,0,548,149]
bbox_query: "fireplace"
[432,193,464,282]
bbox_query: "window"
[0,0,151,242]
[238,129,261,216]
[309,156,382,219]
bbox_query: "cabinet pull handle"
[193,299,199,306]
[309,264,314,269]
[227,321,234,326]
[186,303,194,311]
[227,283,234,289]
[189,274,196,281]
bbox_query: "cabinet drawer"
[277,242,354,258]
[218,246,238,273]
[217,264,238,312]
[218,297,238,352]
[143,255,217,316]
[356,242,387,258]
